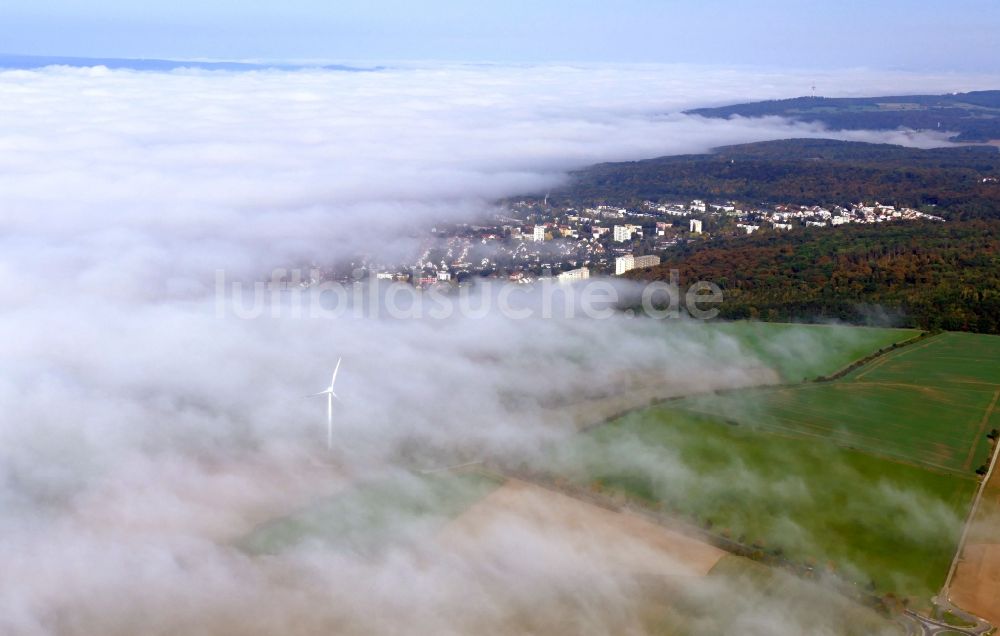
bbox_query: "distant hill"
[0,54,383,73]
[556,139,1000,219]
[685,91,1000,143]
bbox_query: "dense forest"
[557,139,1000,219]
[686,91,1000,142]
[626,220,1000,334]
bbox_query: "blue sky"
[2,0,999,71]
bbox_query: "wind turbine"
[308,357,341,449]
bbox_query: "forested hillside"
[626,220,1000,333]
[557,139,1000,218]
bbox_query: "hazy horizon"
[3,0,1000,72]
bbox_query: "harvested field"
[950,437,1000,624]
[951,544,1000,625]
[441,479,726,578]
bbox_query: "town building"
[615,254,634,275]
[613,225,633,242]
[634,255,660,269]
[615,254,660,275]
[557,267,590,283]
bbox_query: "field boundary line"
[576,332,935,435]
[847,332,939,382]
[964,389,1000,471]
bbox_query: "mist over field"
[0,62,987,634]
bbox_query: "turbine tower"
[308,357,341,449]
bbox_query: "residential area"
[315,198,946,285]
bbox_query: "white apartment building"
[532,225,546,242]
[615,254,660,275]
[689,219,703,234]
[613,225,633,242]
[557,267,590,283]
[633,255,660,269]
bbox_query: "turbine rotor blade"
[330,357,342,389]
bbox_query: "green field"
[678,332,1000,473]
[707,321,921,382]
[553,331,1000,599]
[238,471,498,555]
[555,407,976,598]
[851,331,1000,387]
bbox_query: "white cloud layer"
[1,63,997,301]
[0,63,990,634]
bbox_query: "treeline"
[556,139,1000,219]
[626,219,1000,334]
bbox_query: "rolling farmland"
[557,408,975,598]
[556,330,1000,600]
[678,332,1000,473]
[237,325,997,622]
